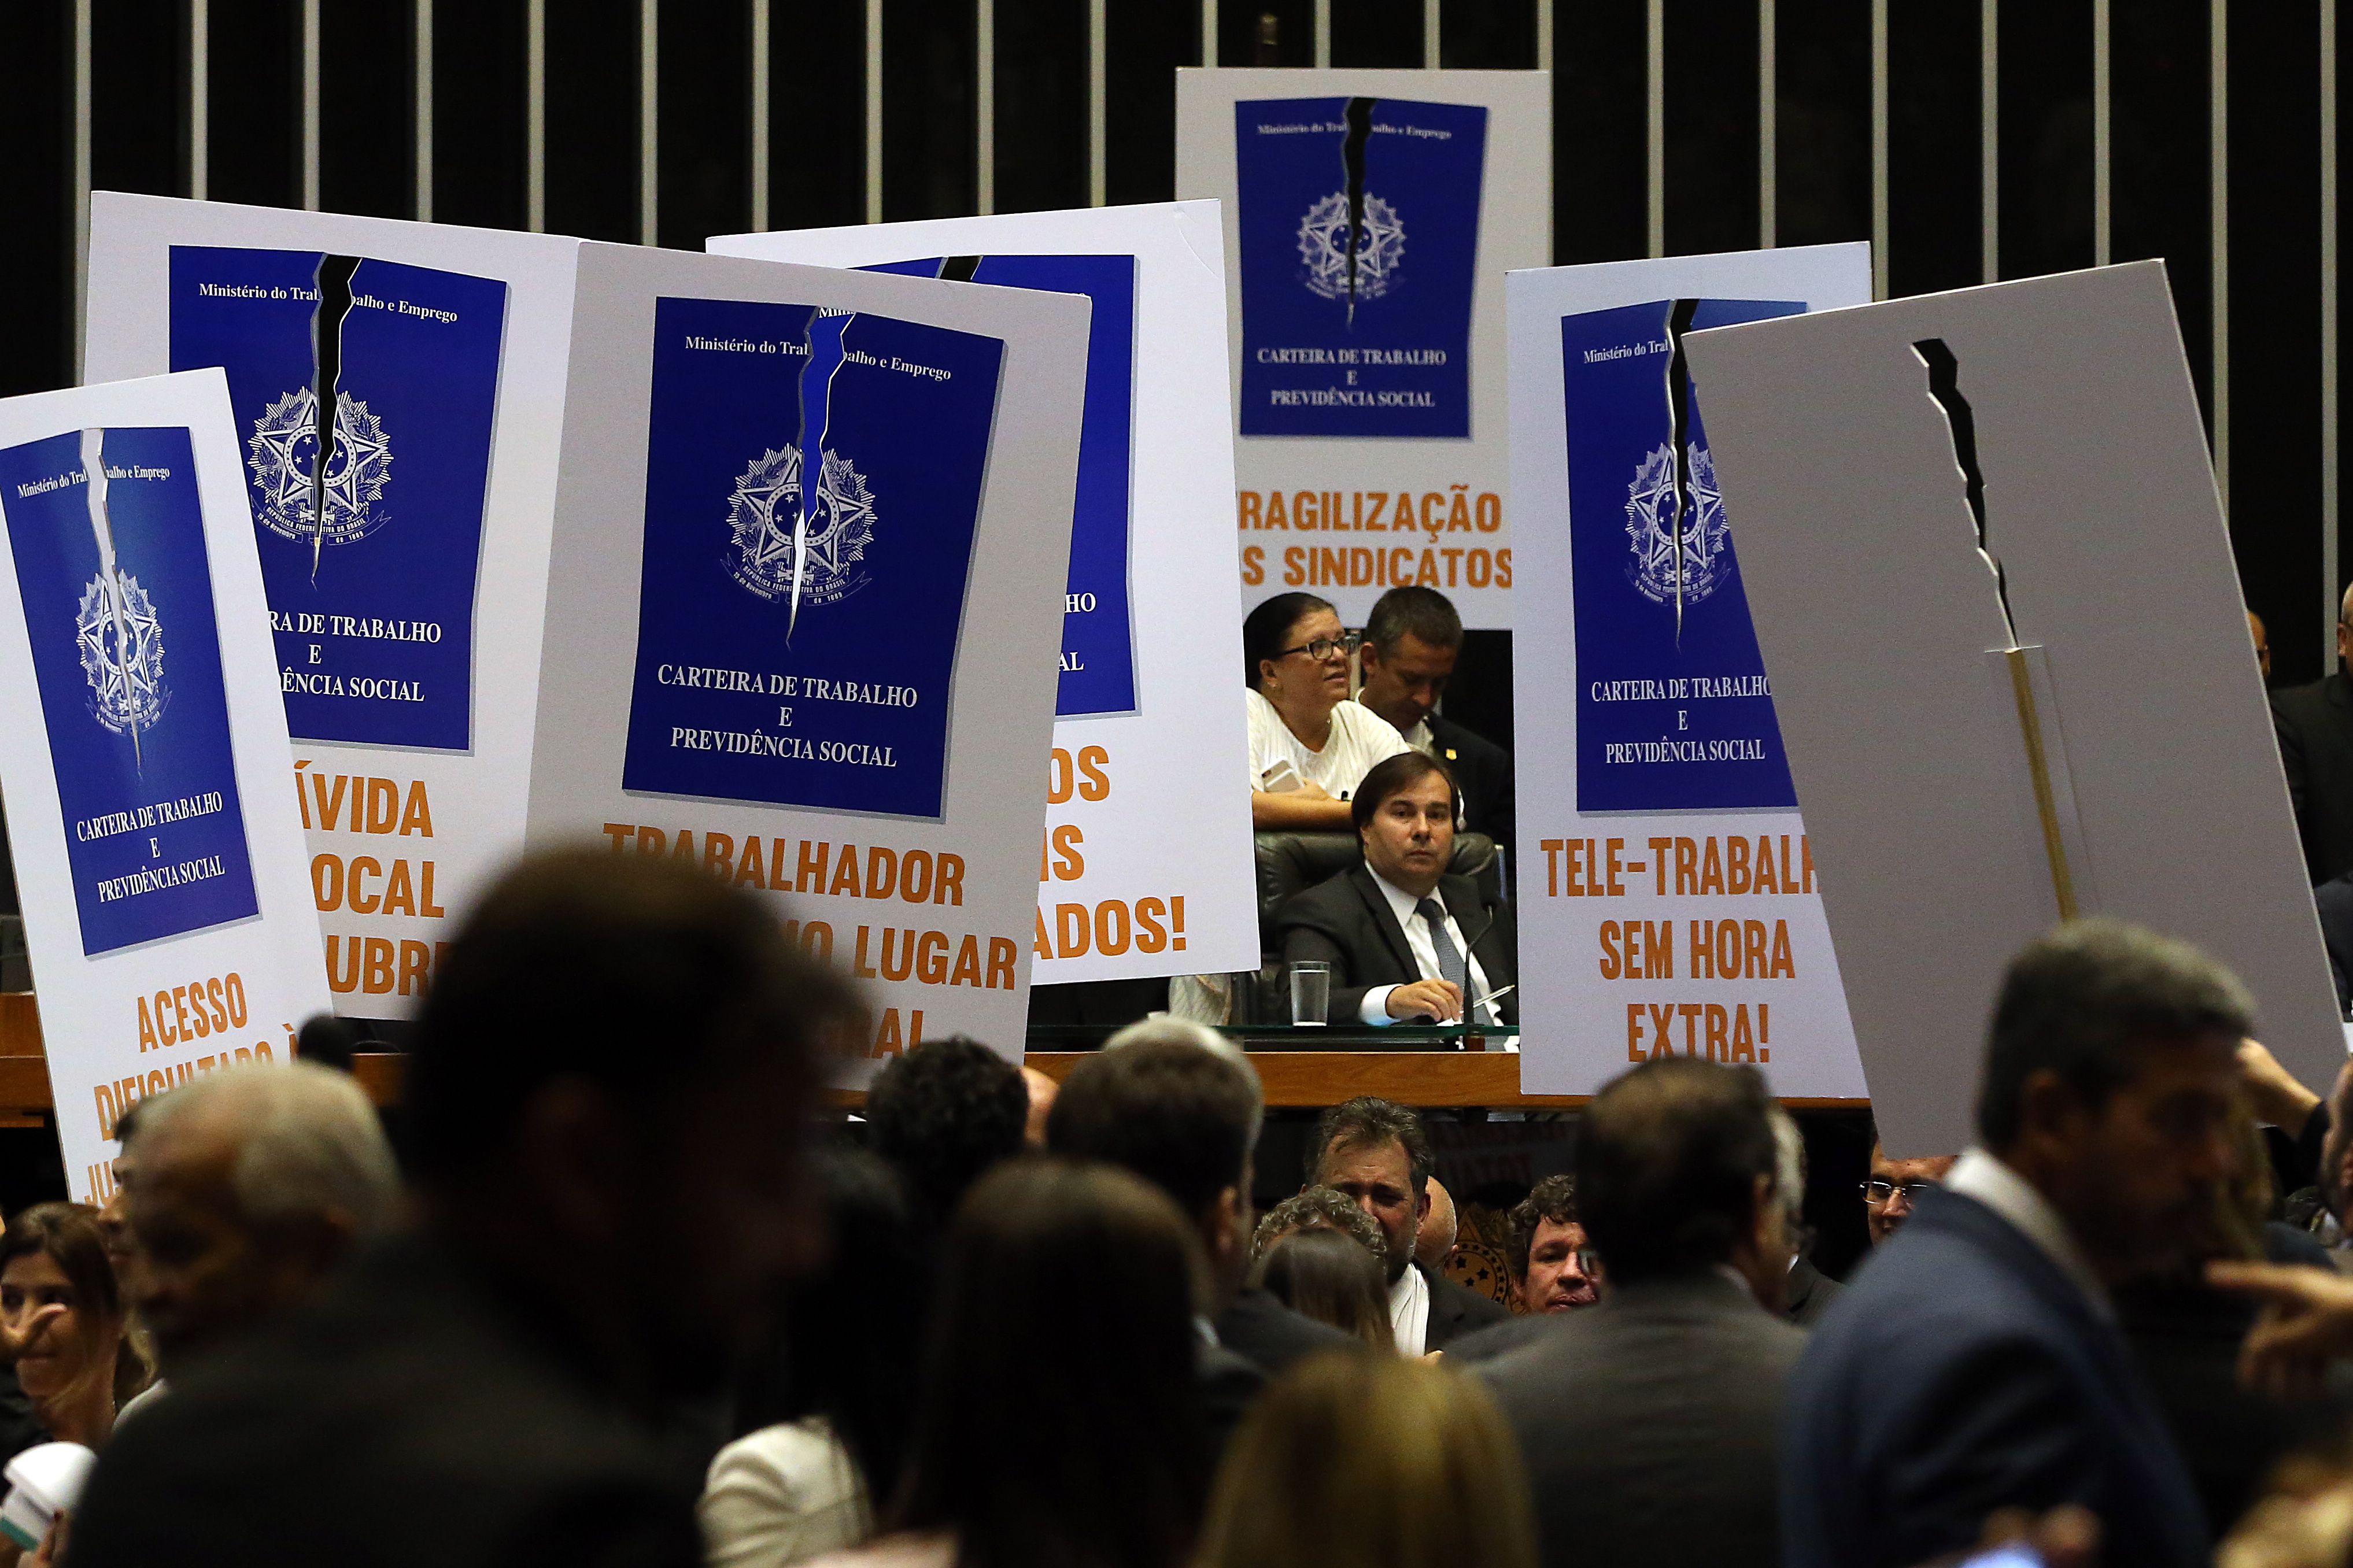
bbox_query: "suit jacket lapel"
[1350,864,1420,981]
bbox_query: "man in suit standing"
[1782,920,2241,1568]
[1480,1059,1807,1568]
[2272,583,2353,883]
[1275,751,1517,1027]
[1045,1019,1350,1379]
[1353,586,1516,853]
[1306,1097,1509,1353]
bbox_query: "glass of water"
[1288,961,1331,1026]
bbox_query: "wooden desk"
[0,994,1866,1114]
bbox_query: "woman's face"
[3,1251,88,1400]
[1259,607,1350,714]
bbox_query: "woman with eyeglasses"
[1242,592,1410,831]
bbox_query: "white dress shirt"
[1944,1147,2112,1319]
[1358,867,1498,1026]
[1388,1261,1431,1355]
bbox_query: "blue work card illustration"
[168,245,508,752]
[623,297,1005,820]
[1564,298,1804,813]
[0,426,260,955]
[1234,95,1487,438]
[862,254,1137,718]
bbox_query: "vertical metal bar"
[1981,0,1998,283]
[527,0,546,232]
[865,0,882,223]
[2092,0,2110,265]
[2213,0,2230,507]
[302,0,321,210]
[2326,0,2341,658]
[1314,0,1330,67]
[1425,0,1440,67]
[750,0,770,230]
[416,0,434,221]
[73,0,90,380]
[1088,0,1106,206]
[1537,0,1553,73]
[189,0,209,200]
[977,0,994,215]
[1647,0,1664,258]
[640,0,658,245]
[1203,0,1217,66]
[1759,0,1775,247]
[1870,0,1887,298]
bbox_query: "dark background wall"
[3,0,2340,731]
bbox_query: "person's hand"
[0,1304,67,1366]
[1387,978,1463,1022]
[1967,1504,2099,1568]
[29,1510,67,1568]
[2208,1260,2353,1399]
[2239,1038,2323,1131]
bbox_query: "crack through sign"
[1913,336,2082,919]
[1662,299,1702,645]
[787,310,855,645]
[1912,336,2020,649]
[1340,97,1375,328]
[309,254,361,586]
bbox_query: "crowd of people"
[0,845,2345,1567]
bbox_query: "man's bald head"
[130,1064,399,1368]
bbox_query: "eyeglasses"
[1859,1179,1938,1207]
[1273,632,1361,662]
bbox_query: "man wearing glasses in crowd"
[1863,1130,1957,1246]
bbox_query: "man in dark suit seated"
[71,849,849,1568]
[1479,1057,1808,1568]
[1782,920,2242,1568]
[2272,583,2353,884]
[1274,750,1516,1027]
[1306,1096,1510,1353]
[1353,586,1516,852]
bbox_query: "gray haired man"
[124,1062,399,1389]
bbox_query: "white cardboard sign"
[1508,245,1874,1100]
[705,204,1259,985]
[1683,261,2344,1153]
[1178,69,1551,629]
[84,194,583,1020]
[525,244,1087,1073]
[0,370,332,1201]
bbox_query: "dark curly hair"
[1505,1175,1579,1282]
[865,1037,1029,1223]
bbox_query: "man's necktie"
[1415,897,1483,1022]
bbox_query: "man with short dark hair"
[1508,1175,1599,1316]
[864,1036,1029,1229]
[73,848,849,1568]
[1440,1174,1602,1366]
[1480,1058,1804,1568]
[1047,1019,1348,1376]
[1306,1096,1507,1353]
[1862,1135,1957,1247]
[1275,750,1517,1026]
[1352,586,1515,849]
[1783,920,2241,1568]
